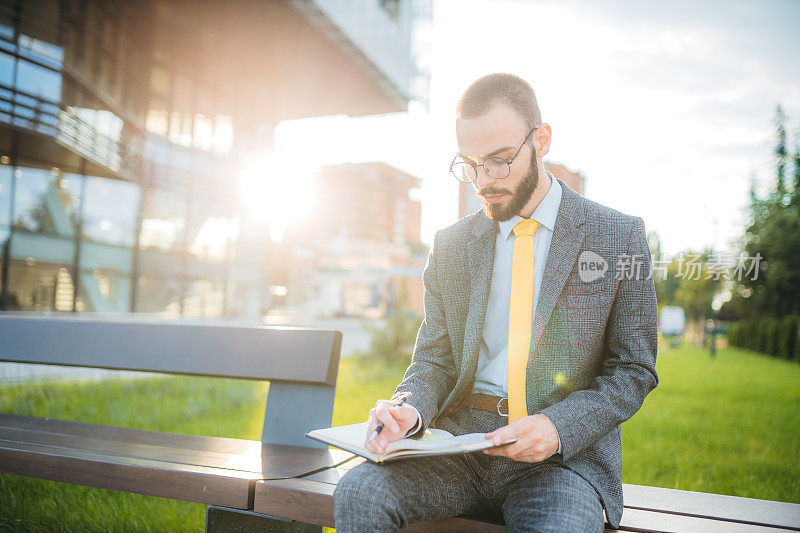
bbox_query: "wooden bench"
[2,313,799,532]
[0,313,351,531]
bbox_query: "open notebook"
[305,421,518,464]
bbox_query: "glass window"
[0,224,8,258]
[0,89,11,122]
[76,267,130,313]
[16,58,62,103]
[0,37,14,55]
[0,23,13,42]
[213,115,234,155]
[192,113,214,151]
[0,163,11,225]
[12,166,82,236]
[227,216,266,266]
[80,241,132,274]
[142,134,173,167]
[0,3,14,53]
[135,274,181,317]
[139,186,187,252]
[82,176,140,247]
[187,215,229,262]
[6,259,74,311]
[19,34,64,70]
[0,51,14,88]
[0,227,6,299]
[227,280,262,317]
[182,278,224,318]
[20,0,61,57]
[145,106,169,136]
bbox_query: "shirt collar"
[498,169,563,241]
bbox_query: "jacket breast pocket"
[560,277,611,312]
[562,278,605,295]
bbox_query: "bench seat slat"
[290,457,800,531]
[0,414,359,510]
[0,426,270,474]
[623,484,800,531]
[0,413,264,455]
[616,508,796,533]
[253,477,800,533]
[0,440,255,508]
[0,414,354,477]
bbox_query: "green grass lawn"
[622,344,800,501]
[0,345,798,531]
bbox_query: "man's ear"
[534,123,552,158]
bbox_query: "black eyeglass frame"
[449,126,539,183]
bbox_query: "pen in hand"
[368,396,409,443]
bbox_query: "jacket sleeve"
[392,230,458,440]
[537,216,659,461]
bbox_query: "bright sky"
[275,0,800,256]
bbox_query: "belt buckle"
[496,397,509,417]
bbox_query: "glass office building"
[0,0,426,318]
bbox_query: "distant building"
[310,162,421,246]
[458,161,587,219]
[277,162,426,318]
[0,0,429,318]
[546,162,586,196]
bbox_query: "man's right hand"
[363,399,420,455]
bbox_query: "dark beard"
[480,145,540,222]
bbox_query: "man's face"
[456,102,540,222]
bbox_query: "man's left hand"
[482,414,559,463]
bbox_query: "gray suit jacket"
[392,178,659,528]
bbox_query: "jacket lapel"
[529,179,587,357]
[463,213,496,377]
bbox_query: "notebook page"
[307,421,455,454]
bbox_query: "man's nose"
[474,165,495,189]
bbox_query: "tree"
[729,105,800,318]
[774,105,788,197]
[792,124,800,207]
[653,247,714,321]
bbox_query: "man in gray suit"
[333,73,659,532]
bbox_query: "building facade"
[275,161,426,318]
[0,0,428,318]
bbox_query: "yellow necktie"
[508,218,539,422]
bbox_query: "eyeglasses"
[449,126,538,183]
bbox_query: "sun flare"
[238,152,317,242]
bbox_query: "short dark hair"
[456,73,542,129]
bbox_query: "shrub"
[728,315,799,363]
[352,313,423,368]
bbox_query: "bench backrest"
[0,313,342,449]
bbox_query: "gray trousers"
[333,405,605,532]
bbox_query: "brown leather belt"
[470,393,508,416]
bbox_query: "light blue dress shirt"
[472,169,562,398]
[406,170,563,455]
